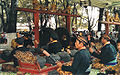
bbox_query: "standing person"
[89,34,117,66]
[9,38,29,67]
[57,37,91,75]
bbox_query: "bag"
[1,50,11,61]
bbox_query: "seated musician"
[89,34,117,66]
[47,31,62,54]
[57,37,91,75]
[9,38,29,67]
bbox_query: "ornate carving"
[50,4,57,12]
[63,6,71,14]
[105,11,120,22]
[32,0,72,14]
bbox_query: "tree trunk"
[58,16,60,27]
[88,0,91,32]
[98,8,104,31]
[39,0,43,28]
[65,0,69,28]
[1,0,4,33]
[88,20,91,32]
[4,0,9,32]
[45,0,49,7]
[7,0,17,33]
[55,1,58,28]
[72,3,76,26]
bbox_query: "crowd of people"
[1,27,120,75]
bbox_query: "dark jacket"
[92,44,117,64]
[47,42,62,54]
[62,49,91,75]
[24,38,34,47]
[9,47,29,67]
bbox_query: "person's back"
[23,34,34,48]
[24,38,34,48]
[47,30,63,54]
[72,49,90,74]
[100,44,117,64]
[47,41,62,54]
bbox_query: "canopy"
[72,0,120,8]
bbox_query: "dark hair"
[50,31,58,40]
[77,37,88,46]
[102,34,111,41]
[55,27,70,42]
[117,40,120,43]
[39,28,54,47]
[15,38,24,45]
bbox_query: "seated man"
[9,38,29,67]
[89,34,117,66]
[57,37,91,75]
[47,31,62,54]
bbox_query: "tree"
[0,0,11,32]
[0,0,91,33]
[6,0,17,33]
[0,0,4,32]
[98,8,104,31]
[7,0,17,32]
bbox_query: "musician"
[55,27,70,50]
[47,31,62,54]
[57,37,91,75]
[89,34,117,66]
[9,38,29,67]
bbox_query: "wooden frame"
[101,21,120,34]
[16,7,81,47]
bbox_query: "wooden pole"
[16,7,81,17]
[105,23,109,35]
[67,16,71,32]
[33,12,39,48]
[101,21,120,34]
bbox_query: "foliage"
[0,0,92,32]
[16,0,90,29]
[17,0,33,23]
